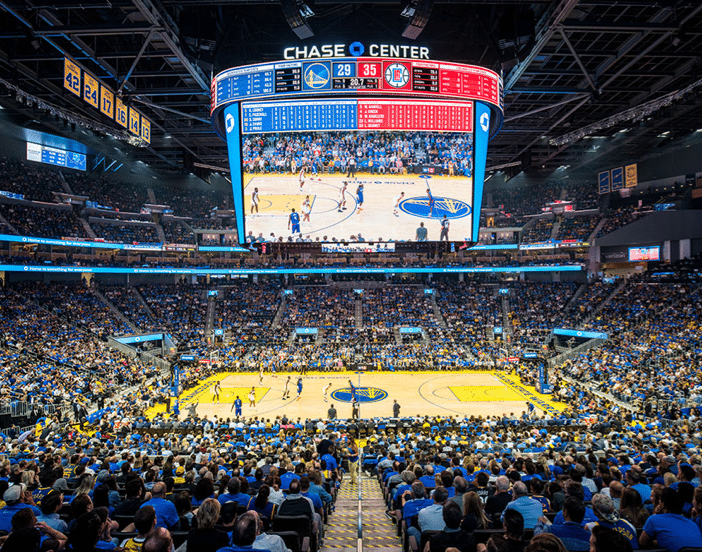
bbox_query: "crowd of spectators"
[521,218,556,244]
[0,157,64,202]
[0,203,89,240]
[242,131,474,177]
[508,283,578,344]
[102,286,157,332]
[138,284,209,350]
[64,173,148,213]
[597,206,649,238]
[161,219,196,245]
[557,215,600,242]
[91,221,161,244]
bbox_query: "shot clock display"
[212,53,503,245]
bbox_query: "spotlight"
[401,0,434,40]
[280,0,314,39]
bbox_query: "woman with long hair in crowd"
[461,491,491,532]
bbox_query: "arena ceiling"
[0,0,701,180]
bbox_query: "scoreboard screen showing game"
[240,128,475,244]
[628,246,660,262]
[214,53,501,245]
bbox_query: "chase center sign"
[283,41,430,60]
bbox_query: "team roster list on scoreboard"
[241,99,473,134]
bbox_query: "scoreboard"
[241,98,474,134]
[26,142,87,171]
[213,57,503,136]
[214,53,502,246]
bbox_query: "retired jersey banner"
[115,98,128,128]
[140,117,151,143]
[625,163,637,188]
[64,58,81,97]
[100,85,114,119]
[83,72,99,109]
[129,107,141,136]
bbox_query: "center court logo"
[331,387,388,403]
[399,197,472,219]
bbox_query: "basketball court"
[243,173,475,243]
[155,370,564,421]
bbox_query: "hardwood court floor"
[166,370,564,421]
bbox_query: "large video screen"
[26,142,86,171]
[629,246,660,261]
[240,130,474,243]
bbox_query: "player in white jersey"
[337,181,348,212]
[259,364,264,384]
[302,195,312,223]
[248,386,256,408]
[323,382,332,402]
[299,166,306,190]
[250,187,259,214]
[393,191,405,216]
[282,375,291,400]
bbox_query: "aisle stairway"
[324,474,400,551]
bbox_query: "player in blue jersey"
[426,188,435,217]
[231,396,242,416]
[288,208,300,235]
[296,377,303,401]
[356,183,364,212]
[348,379,357,402]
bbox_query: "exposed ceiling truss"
[0,0,700,178]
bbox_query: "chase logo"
[331,387,388,403]
[400,197,472,219]
[303,62,331,89]
[480,112,490,132]
[225,113,236,134]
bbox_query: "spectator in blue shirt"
[535,496,591,551]
[139,482,179,530]
[218,477,251,507]
[502,481,543,530]
[640,487,702,552]
[0,484,42,532]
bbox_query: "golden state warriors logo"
[400,197,472,219]
[331,387,388,403]
[303,62,331,89]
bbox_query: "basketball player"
[299,165,306,190]
[259,364,264,384]
[213,380,221,403]
[248,386,256,408]
[302,195,312,223]
[393,191,405,216]
[348,379,357,402]
[337,181,348,212]
[288,208,300,235]
[439,215,450,241]
[323,381,332,402]
[250,187,259,214]
[231,395,242,416]
[356,183,364,212]
[296,377,303,401]
[283,375,291,400]
[426,188,435,217]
